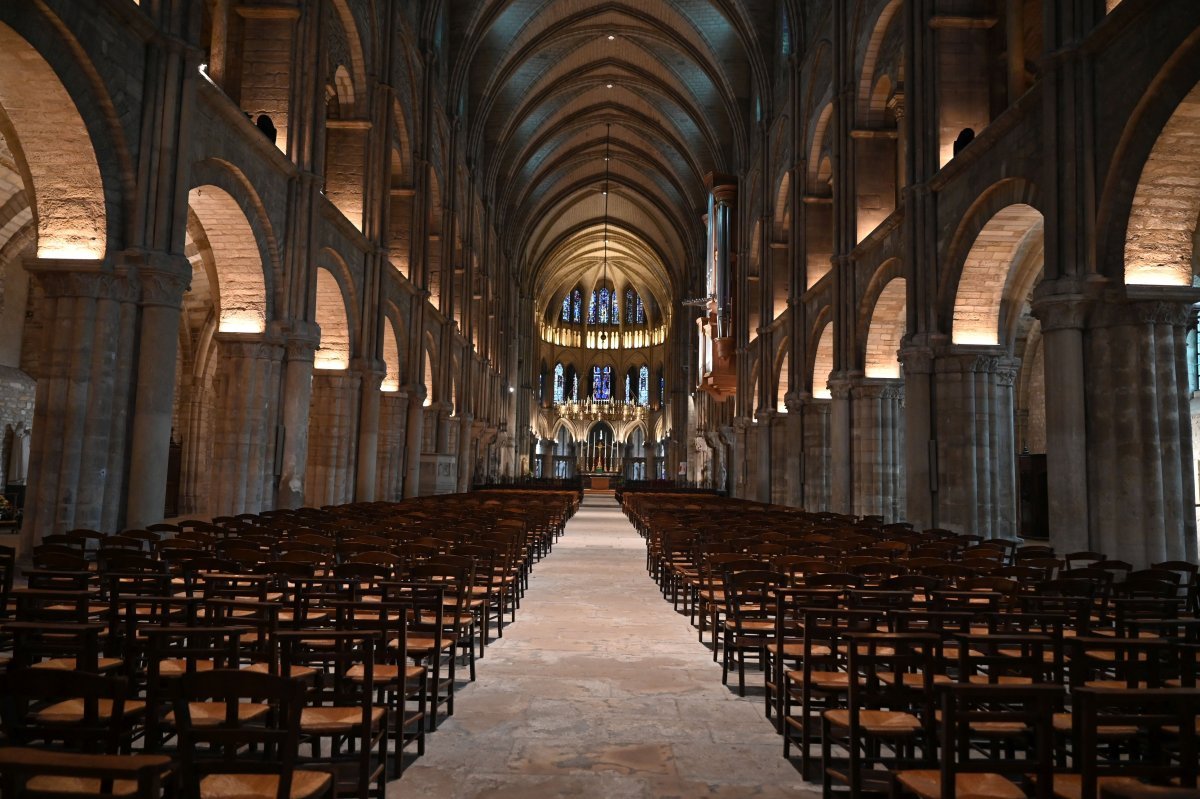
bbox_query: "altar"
[584,474,613,490]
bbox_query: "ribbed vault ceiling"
[446,0,774,309]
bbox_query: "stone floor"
[393,494,816,798]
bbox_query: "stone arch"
[0,22,106,259]
[774,338,789,412]
[862,265,907,379]
[422,331,437,407]
[949,203,1044,347]
[1123,79,1200,286]
[810,309,834,399]
[855,0,903,122]
[314,262,352,370]
[939,179,1042,343]
[1096,29,1200,283]
[187,184,270,333]
[381,312,404,392]
[328,0,368,116]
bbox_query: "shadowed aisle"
[392,494,816,799]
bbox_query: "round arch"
[0,21,106,259]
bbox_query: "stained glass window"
[572,289,582,323]
[588,291,597,324]
[611,291,620,324]
[571,370,578,401]
[625,372,633,404]
[593,365,612,400]
[636,296,644,324]
[638,365,650,406]
[553,363,564,403]
[561,295,570,321]
[598,289,610,324]
[625,289,635,324]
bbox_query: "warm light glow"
[952,330,998,346]
[813,387,832,400]
[606,83,613,89]
[218,315,266,334]
[314,352,349,370]
[380,379,400,392]
[35,244,104,260]
[1124,265,1190,287]
[864,364,900,379]
[607,34,615,40]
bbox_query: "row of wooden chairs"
[628,491,1200,799]
[0,489,579,798]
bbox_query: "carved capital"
[1091,298,1194,329]
[216,331,285,362]
[27,259,139,303]
[116,251,191,308]
[851,378,905,401]
[935,350,1020,385]
[1030,294,1089,332]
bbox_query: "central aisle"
[394,494,816,798]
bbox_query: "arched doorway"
[584,421,617,473]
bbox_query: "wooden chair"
[278,630,387,799]
[172,669,335,799]
[1058,688,1200,799]
[0,668,145,757]
[891,684,1062,799]
[821,632,939,798]
[721,569,784,696]
[0,748,175,799]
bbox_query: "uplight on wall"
[217,314,267,335]
[314,350,349,370]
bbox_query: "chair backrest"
[173,669,310,799]
[0,667,132,754]
[937,684,1062,799]
[1073,687,1200,799]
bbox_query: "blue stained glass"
[599,289,610,324]
[638,365,649,406]
[588,291,597,324]
[625,373,633,403]
[626,289,635,324]
[562,296,570,321]
[553,363,564,403]
[572,290,582,323]
[636,297,644,324]
[593,365,612,400]
[571,371,578,401]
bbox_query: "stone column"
[402,387,426,498]
[125,257,190,528]
[934,350,1019,539]
[850,378,906,521]
[354,359,384,502]
[435,402,453,454]
[755,410,776,503]
[456,414,474,493]
[784,394,804,508]
[23,260,139,546]
[306,369,361,507]
[539,438,555,479]
[644,439,658,481]
[829,374,854,514]
[900,342,936,530]
[802,397,832,512]
[375,388,408,501]
[211,332,284,516]
[1086,296,1198,564]
[1031,287,1091,553]
[276,322,319,509]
